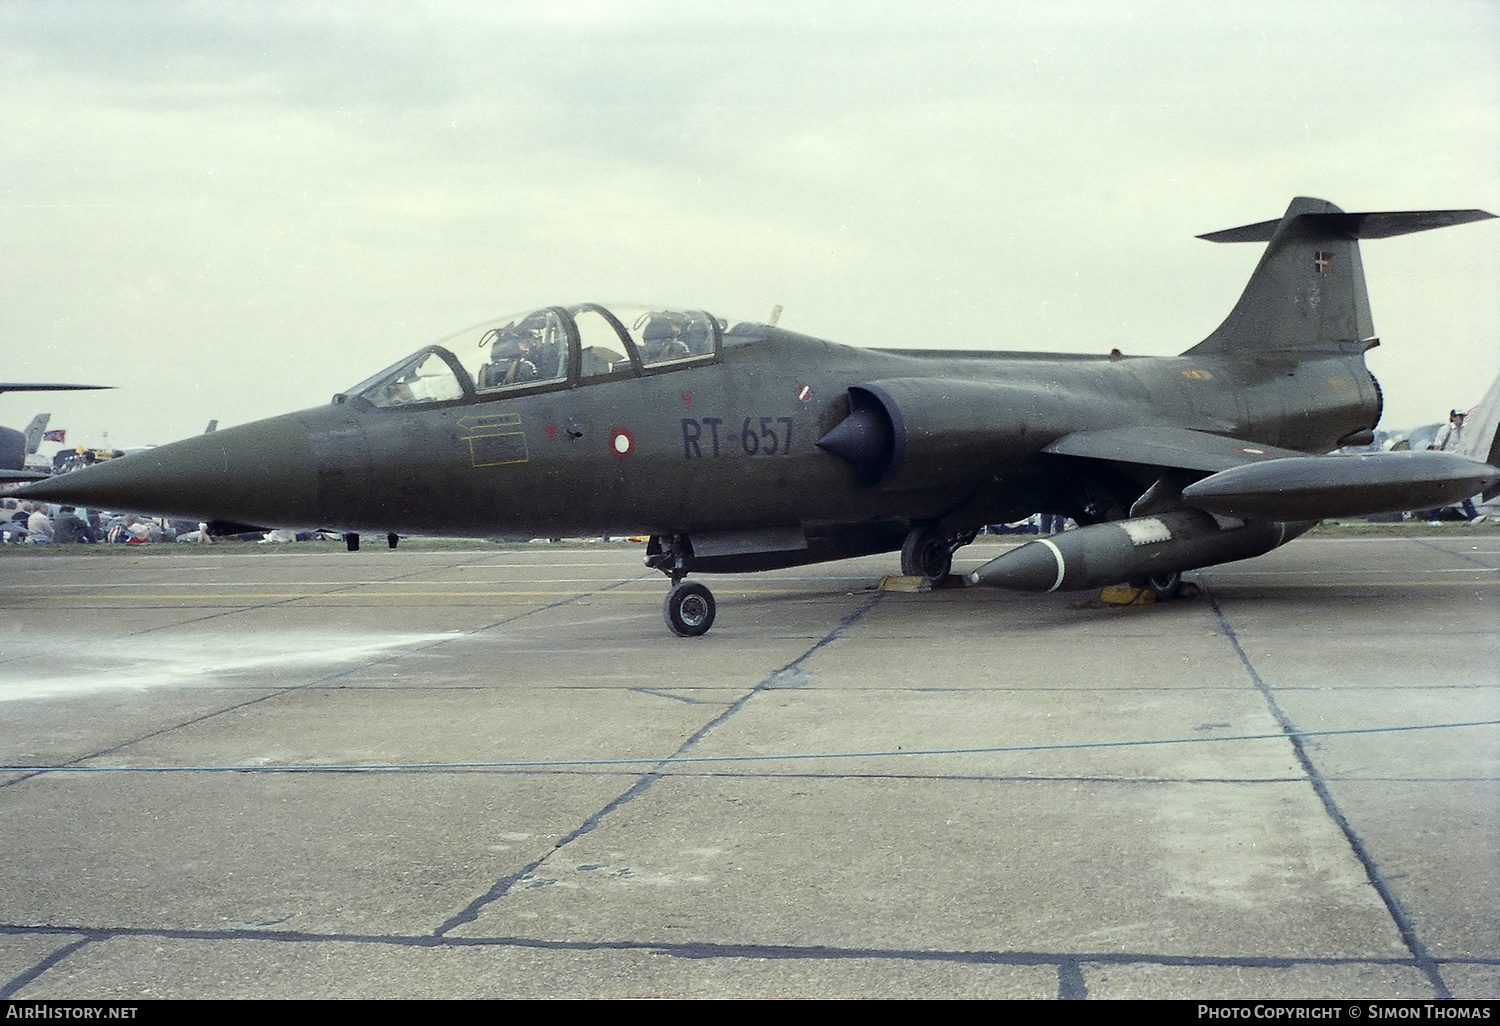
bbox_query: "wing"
[1042,425,1304,473]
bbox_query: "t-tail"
[1186,197,1494,358]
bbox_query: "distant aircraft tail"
[1186,197,1494,358]
[23,413,51,454]
[1459,370,1500,500]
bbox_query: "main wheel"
[1147,571,1182,600]
[663,580,716,637]
[901,527,952,582]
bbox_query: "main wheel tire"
[901,527,952,582]
[663,581,716,637]
[1147,571,1182,600]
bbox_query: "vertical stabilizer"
[1459,371,1500,500]
[1189,197,1372,356]
[1186,198,1493,358]
[23,414,51,454]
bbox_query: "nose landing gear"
[663,580,716,637]
[647,533,717,637]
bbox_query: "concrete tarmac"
[0,534,1496,999]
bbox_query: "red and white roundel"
[608,426,636,460]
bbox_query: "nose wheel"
[664,580,716,637]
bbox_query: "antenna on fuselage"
[768,304,783,327]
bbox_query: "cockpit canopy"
[342,304,732,409]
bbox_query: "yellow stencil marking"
[1180,368,1213,381]
[459,413,529,467]
[458,413,521,430]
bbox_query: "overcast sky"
[2,0,1497,450]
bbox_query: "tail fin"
[1459,370,1500,500]
[1186,197,1494,357]
[22,414,50,454]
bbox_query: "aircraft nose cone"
[15,413,319,527]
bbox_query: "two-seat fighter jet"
[18,197,1500,635]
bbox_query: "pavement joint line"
[627,686,719,706]
[1057,956,1087,999]
[10,718,1493,776]
[0,768,1322,784]
[1410,536,1500,569]
[1321,775,1500,782]
[0,921,1466,979]
[0,768,1331,785]
[1205,586,1453,1001]
[0,571,654,791]
[0,935,92,1000]
[430,590,885,939]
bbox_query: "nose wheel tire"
[664,580,716,637]
[901,526,952,583]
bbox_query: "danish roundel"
[609,426,636,460]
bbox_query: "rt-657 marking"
[682,417,795,458]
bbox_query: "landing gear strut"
[663,580,716,637]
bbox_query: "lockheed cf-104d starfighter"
[18,197,1500,634]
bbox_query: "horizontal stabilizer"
[1187,198,1496,359]
[1181,450,1500,520]
[0,468,52,483]
[1043,425,1304,473]
[0,383,110,395]
[1199,209,1495,243]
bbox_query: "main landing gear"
[901,527,950,581]
[900,524,974,585]
[1145,571,1183,601]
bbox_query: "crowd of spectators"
[2,499,338,545]
[2,499,208,545]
